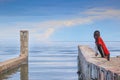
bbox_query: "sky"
[0,0,120,45]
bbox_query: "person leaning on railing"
[94,30,110,61]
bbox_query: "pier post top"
[20,30,28,32]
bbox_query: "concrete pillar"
[20,63,28,80]
[20,30,29,57]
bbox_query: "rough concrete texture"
[0,62,28,80]
[20,30,29,57]
[78,45,120,80]
[0,56,27,74]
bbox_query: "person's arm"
[97,44,105,57]
[95,44,98,56]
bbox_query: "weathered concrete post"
[20,30,29,57]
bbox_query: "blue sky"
[0,0,120,45]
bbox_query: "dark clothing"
[97,45,105,57]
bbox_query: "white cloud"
[35,28,55,41]
[15,18,92,42]
[83,8,120,19]
[0,8,120,42]
[31,8,120,42]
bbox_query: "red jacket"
[96,37,110,56]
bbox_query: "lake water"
[0,42,120,80]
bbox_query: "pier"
[78,45,120,80]
[0,31,28,74]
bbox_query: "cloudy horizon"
[0,0,120,45]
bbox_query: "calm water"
[0,42,120,80]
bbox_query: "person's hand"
[95,53,98,56]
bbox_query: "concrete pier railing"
[78,45,120,80]
[0,31,28,74]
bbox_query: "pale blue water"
[0,42,120,80]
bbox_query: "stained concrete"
[0,56,27,74]
[0,62,28,80]
[20,30,29,57]
[78,45,120,80]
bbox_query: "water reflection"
[20,63,28,80]
[0,62,28,80]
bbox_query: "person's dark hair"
[94,30,100,36]
[94,30,100,40]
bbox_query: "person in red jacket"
[94,30,110,61]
